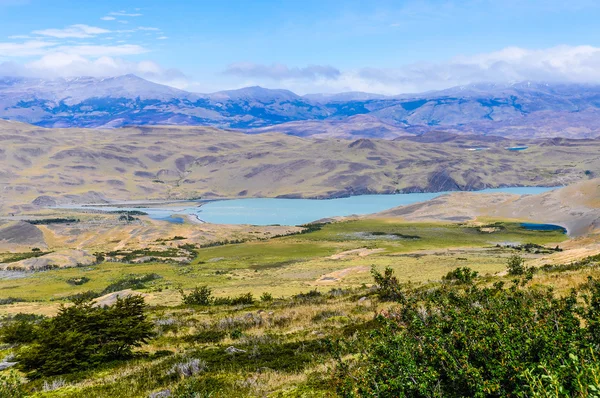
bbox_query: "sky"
[1,0,600,94]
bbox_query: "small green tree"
[371,266,404,302]
[180,286,212,306]
[507,254,526,275]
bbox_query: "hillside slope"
[0,123,599,216]
[374,178,600,236]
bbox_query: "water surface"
[76,186,558,226]
[520,223,567,233]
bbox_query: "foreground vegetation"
[3,256,600,397]
[0,218,587,396]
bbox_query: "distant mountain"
[303,91,389,102]
[3,75,600,139]
[248,114,411,140]
[0,76,329,129]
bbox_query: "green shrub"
[371,266,404,302]
[17,295,154,378]
[0,370,25,398]
[230,292,254,305]
[507,254,526,275]
[180,286,212,306]
[66,276,90,286]
[519,351,600,397]
[442,266,479,284]
[102,273,161,294]
[260,292,274,302]
[185,329,226,343]
[0,319,37,344]
[64,290,101,302]
[293,289,323,302]
[334,268,600,397]
[0,297,25,305]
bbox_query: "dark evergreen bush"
[17,295,154,378]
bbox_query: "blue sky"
[1,0,600,94]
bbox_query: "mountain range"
[3,75,600,139]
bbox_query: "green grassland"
[0,219,566,309]
[0,218,582,397]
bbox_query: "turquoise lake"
[79,187,558,226]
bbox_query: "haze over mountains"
[3,75,600,139]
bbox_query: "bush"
[0,370,25,398]
[17,295,154,378]
[293,289,323,302]
[180,286,212,306]
[102,273,161,294]
[0,297,25,305]
[230,293,254,305]
[0,319,37,344]
[185,329,226,343]
[66,276,90,286]
[507,254,526,275]
[334,268,600,397]
[260,292,274,302]
[371,267,404,301]
[442,267,479,284]
[520,352,600,397]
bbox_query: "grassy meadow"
[0,219,567,312]
[0,218,582,397]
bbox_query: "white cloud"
[32,24,110,39]
[109,11,142,17]
[224,62,341,81]
[348,45,600,94]
[55,43,148,56]
[157,36,168,40]
[0,14,184,88]
[0,39,146,60]
[0,40,55,57]
[0,54,190,88]
[229,45,600,95]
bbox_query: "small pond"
[520,223,567,233]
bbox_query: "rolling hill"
[0,121,599,216]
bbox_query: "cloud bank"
[224,63,341,81]
[223,45,600,95]
[0,18,185,88]
[4,40,600,94]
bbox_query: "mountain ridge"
[3,75,600,138]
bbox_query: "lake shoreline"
[62,186,560,227]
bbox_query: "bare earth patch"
[316,265,371,284]
[327,248,385,260]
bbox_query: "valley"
[5,2,600,396]
[3,119,600,396]
[0,121,597,218]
